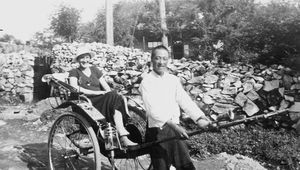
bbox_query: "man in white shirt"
[139,45,212,170]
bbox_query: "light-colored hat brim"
[73,51,95,62]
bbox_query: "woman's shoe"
[120,136,137,147]
[73,138,93,149]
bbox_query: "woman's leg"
[113,110,137,146]
[90,91,137,146]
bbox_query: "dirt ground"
[0,99,267,170]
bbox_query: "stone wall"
[0,51,36,103]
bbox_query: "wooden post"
[143,36,146,50]
[106,0,114,45]
[158,0,168,47]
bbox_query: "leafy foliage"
[50,5,81,42]
[77,10,106,43]
[134,1,162,42]
[31,29,63,50]
[47,0,300,66]
[187,125,300,169]
[130,0,300,65]
[0,34,22,45]
[243,1,300,65]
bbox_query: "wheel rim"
[48,113,100,170]
[114,154,152,170]
[112,107,152,170]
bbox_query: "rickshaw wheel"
[112,107,153,170]
[48,111,102,170]
[113,154,152,170]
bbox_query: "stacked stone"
[0,51,36,103]
[51,42,150,73]
[50,43,300,130]
[51,42,151,94]
[170,59,300,130]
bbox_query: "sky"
[0,0,115,42]
[0,0,272,42]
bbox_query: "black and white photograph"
[0,0,299,169]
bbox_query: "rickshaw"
[42,73,291,170]
[42,73,152,170]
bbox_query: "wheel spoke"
[48,112,102,170]
[112,107,152,170]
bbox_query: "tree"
[113,1,146,47]
[134,1,162,43]
[0,34,23,45]
[77,9,107,43]
[50,5,81,42]
[85,1,147,47]
[77,22,103,43]
[163,0,256,61]
[243,1,300,65]
[31,29,63,50]
[76,0,300,66]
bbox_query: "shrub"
[187,124,300,169]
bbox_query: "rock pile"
[51,42,150,73]
[0,51,36,103]
[171,59,300,130]
[51,42,151,93]
[216,152,267,170]
[51,43,300,131]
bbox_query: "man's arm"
[175,78,211,128]
[166,119,190,139]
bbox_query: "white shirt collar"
[151,70,169,78]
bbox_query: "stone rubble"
[50,42,300,132]
[0,51,36,103]
[1,42,299,131]
[216,152,267,170]
[1,42,298,170]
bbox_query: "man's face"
[151,49,169,76]
[77,54,91,68]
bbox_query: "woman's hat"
[73,47,95,62]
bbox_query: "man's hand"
[166,120,189,139]
[196,116,212,129]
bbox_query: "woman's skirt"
[88,91,128,124]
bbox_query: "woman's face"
[77,54,91,68]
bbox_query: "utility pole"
[106,0,114,45]
[158,0,168,47]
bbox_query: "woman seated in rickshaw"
[68,47,137,147]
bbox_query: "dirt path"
[0,103,266,170]
[0,104,112,170]
[0,118,225,170]
[0,119,48,169]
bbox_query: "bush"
[187,124,300,169]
